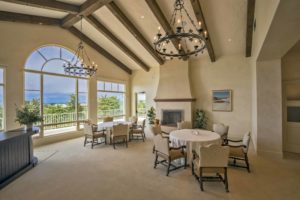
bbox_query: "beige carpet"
[1,137,300,200]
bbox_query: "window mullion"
[40,74,44,137]
[76,78,79,131]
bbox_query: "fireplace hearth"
[161,110,184,127]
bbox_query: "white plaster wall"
[190,56,252,138]
[131,55,252,138]
[256,59,282,156]
[131,67,159,114]
[155,59,192,99]
[0,22,130,132]
[250,0,280,152]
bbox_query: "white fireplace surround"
[154,60,195,128]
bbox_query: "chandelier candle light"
[63,16,98,77]
[153,0,208,59]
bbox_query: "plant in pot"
[147,106,156,125]
[15,105,42,131]
[194,109,208,129]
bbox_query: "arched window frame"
[24,45,89,137]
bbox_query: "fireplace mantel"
[154,98,196,102]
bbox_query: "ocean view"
[25,93,87,105]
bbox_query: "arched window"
[24,45,88,136]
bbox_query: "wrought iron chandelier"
[63,16,98,77]
[153,0,208,59]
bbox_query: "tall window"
[0,68,5,130]
[97,81,126,122]
[24,45,88,136]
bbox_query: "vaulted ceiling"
[0,0,254,74]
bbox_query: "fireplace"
[161,110,184,127]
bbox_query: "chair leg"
[245,154,250,173]
[84,136,87,147]
[224,168,229,192]
[126,138,128,148]
[152,145,155,154]
[184,155,187,169]
[166,158,171,176]
[154,153,158,168]
[113,138,116,149]
[91,139,94,149]
[142,133,145,142]
[191,160,195,175]
[199,168,204,191]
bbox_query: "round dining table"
[97,121,133,143]
[169,129,221,164]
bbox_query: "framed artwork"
[212,90,232,112]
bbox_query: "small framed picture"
[212,90,232,112]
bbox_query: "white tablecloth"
[97,121,132,143]
[170,129,221,164]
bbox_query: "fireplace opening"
[161,110,184,127]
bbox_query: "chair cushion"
[229,147,245,158]
[193,158,225,174]
[169,149,186,161]
[131,129,143,133]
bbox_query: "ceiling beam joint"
[190,0,216,62]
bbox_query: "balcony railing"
[43,112,87,130]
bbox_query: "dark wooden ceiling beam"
[62,0,112,28]
[190,0,216,62]
[68,27,132,75]
[0,11,61,26]
[145,0,185,56]
[246,0,255,57]
[85,15,150,72]
[106,1,164,65]
[0,0,80,14]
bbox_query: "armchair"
[129,119,146,142]
[226,132,251,172]
[83,123,106,149]
[213,123,229,144]
[192,144,230,192]
[111,124,129,149]
[177,121,192,130]
[153,134,187,176]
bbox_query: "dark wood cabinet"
[0,128,38,189]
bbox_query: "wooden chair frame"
[154,146,187,176]
[226,138,250,172]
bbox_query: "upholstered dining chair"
[226,132,251,172]
[103,116,114,122]
[177,121,192,130]
[129,116,138,125]
[111,124,129,149]
[213,123,229,144]
[83,123,106,149]
[153,134,187,176]
[129,119,146,142]
[150,125,170,153]
[192,144,230,192]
